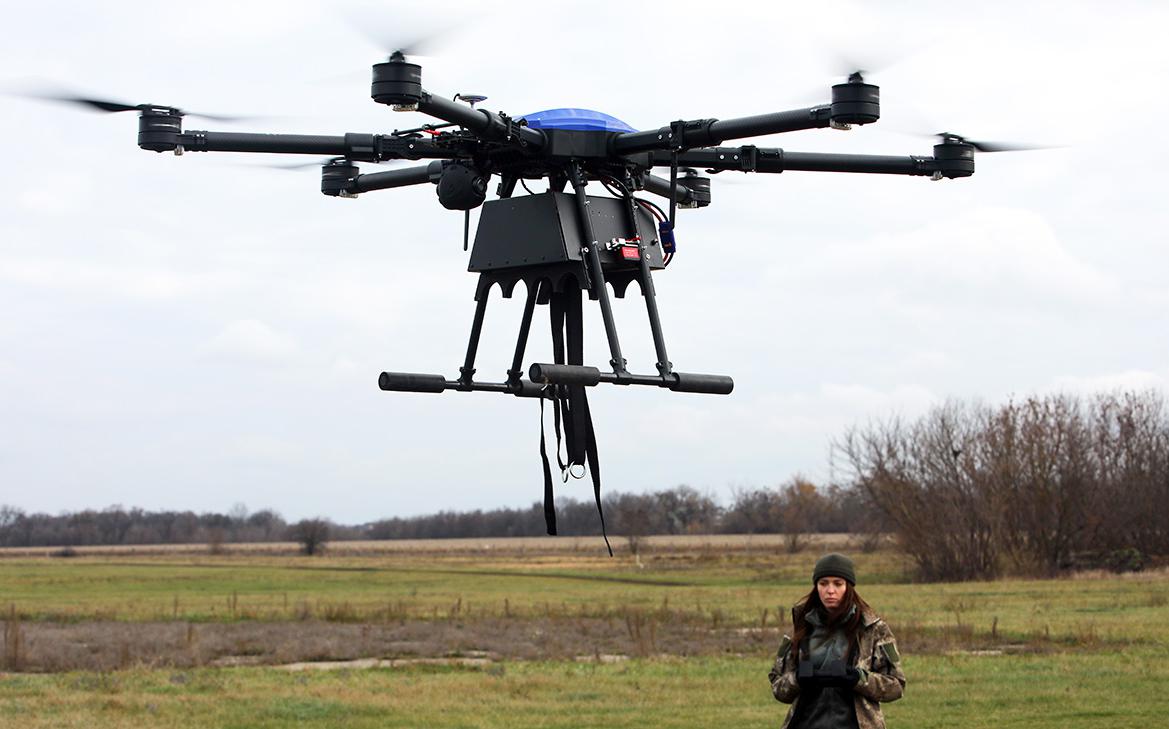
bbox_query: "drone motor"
[137,106,184,152]
[371,51,423,111]
[931,137,976,178]
[830,73,880,127]
[677,169,711,209]
[320,158,360,197]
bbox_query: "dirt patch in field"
[3,616,1085,673]
[3,618,783,673]
[0,533,854,559]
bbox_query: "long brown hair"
[790,583,871,662]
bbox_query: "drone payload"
[44,54,1028,552]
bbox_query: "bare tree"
[777,476,826,553]
[838,402,1000,580]
[288,519,331,556]
[837,391,1169,580]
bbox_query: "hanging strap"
[562,288,589,467]
[541,292,568,536]
[536,288,612,555]
[549,292,568,473]
[580,382,613,556]
[539,391,557,535]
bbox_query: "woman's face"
[817,576,848,612]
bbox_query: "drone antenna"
[454,93,488,108]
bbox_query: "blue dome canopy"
[519,108,637,133]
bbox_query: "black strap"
[581,387,613,556]
[537,287,612,555]
[539,391,557,535]
[549,292,567,472]
[563,289,589,465]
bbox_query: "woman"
[768,553,905,729]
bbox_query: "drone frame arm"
[177,131,353,155]
[350,161,443,194]
[641,173,700,205]
[611,106,832,155]
[416,92,545,150]
[651,146,970,178]
[151,126,455,162]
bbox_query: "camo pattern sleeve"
[768,634,801,703]
[855,621,906,704]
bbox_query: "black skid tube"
[378,371,544,397]
[529,364,733,395]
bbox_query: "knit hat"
[813,553,856,586]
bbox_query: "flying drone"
[35,54,1032,551]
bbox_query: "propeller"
[346,12,466,61]
[784,54,893,108]
[256,156,350,171]
[18,89,254,122]
[251,156,415,172]
[934,132,1055,153]
[678,167,740,185]
[829,60,879,86]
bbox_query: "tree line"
[3,389,1164,581]
[0,484,860,549]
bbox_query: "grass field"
[2,539,1167,727]
[3,650,1169,729]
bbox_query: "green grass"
[2,547,1168,727]
[2,649,1166,729]
[2,550,1166,647]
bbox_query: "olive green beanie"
[812,553,857,586]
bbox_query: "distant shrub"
[288,519,330,556]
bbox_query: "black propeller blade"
[258,156,348,171]
[60,96,141,113]
[251,157,419,172]
[20,90,254,122]
[347,14,465,60]
[935,132,1054,153]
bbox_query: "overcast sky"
[1,1,1166,523]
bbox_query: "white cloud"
[896,350,951,372]
[1049,370,1169,395]
[779,206,1115,302]
[820,383,938,417]
[204,319,298,362]
[0,256,248,301]
[228,433,303,463]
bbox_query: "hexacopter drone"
[36,52,1027,551]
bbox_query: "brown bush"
[837,390,1169,581]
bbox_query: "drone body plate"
[468,192,661,275]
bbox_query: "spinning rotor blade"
[830,48,905,84]
[17,89,256,122]
[346,13,465,59]
[57,95,141,113]
[259,157,344,171]
[252,157,413,171]
[784,51,899,107]
[935,132,1055,153]
[702,170,750,184]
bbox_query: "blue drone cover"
[519,108,637,133]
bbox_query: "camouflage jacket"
[767,608,906,729]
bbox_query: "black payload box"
[468,191,663,274]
